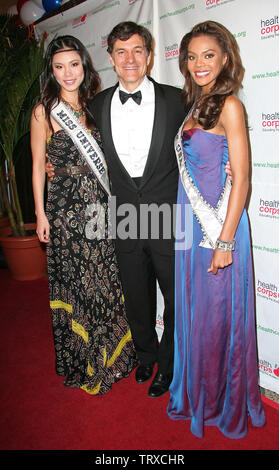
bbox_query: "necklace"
[61,98,85,118]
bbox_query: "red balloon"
[14,14,24,27]
[17,0,29,14]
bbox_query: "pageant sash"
[51,101,111,196]
[174,119,232,249]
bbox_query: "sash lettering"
[174,119,231,249]
[51,101,111,196]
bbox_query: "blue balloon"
[42,0,62,12]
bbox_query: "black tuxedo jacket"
[89,77,186,254]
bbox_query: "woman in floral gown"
[31,35,137,395]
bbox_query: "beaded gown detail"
[167,128,265,438]
[46,129,137,394]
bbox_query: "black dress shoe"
[135,364,154,383]
[148,372,172,398]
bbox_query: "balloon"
[14,15,24,27]
[20,0,45,25]
[17,0,29,14]
[42,0,62,13]
[7,4,18,15]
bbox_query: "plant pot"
[0,222,47,281]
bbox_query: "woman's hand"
[36,213,50,243]
[207,249,232,275]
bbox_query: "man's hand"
[45,155,55,181]
[225,161,232,180]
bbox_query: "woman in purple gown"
[167,21,265,438]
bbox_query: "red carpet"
[0,268,279,453]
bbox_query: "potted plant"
[0,193,9,236]
[0,14,46,280]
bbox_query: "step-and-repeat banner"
[36,0,279,394]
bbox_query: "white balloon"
[20,0,45,25]
[7,4,18,15]
[32,0,44,8]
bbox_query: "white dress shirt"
[110,76,155,178]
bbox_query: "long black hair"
[39,35,100,130]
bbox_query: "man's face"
[109,34,151,92]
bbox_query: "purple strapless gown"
[167,129,265,439]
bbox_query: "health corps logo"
[72,14,87,28]
[259,359,279,379]
[262,112,279,131]
[205,0,235,8]
[101,35,108,48]
[260,15,279,38]
[205,0,220,6]
[257,279,278,302]
[156,314,164,329]
[259,198,279,218]
[164,43,179,60]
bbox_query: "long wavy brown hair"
[179,21,245,129]
[38,35,101,131]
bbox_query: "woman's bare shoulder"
[32,103,46,121]
[223,95,243,115]
[221,95,245,128]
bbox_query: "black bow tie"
[119,90,142,105]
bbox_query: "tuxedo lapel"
[100,78,167,191]
[100,84,116,157]
[101,84,138,189]
[140,79,167,188]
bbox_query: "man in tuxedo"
[90,22,186,398]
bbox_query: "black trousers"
[115,239,175,377]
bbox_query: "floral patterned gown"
[46,129,137,394]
